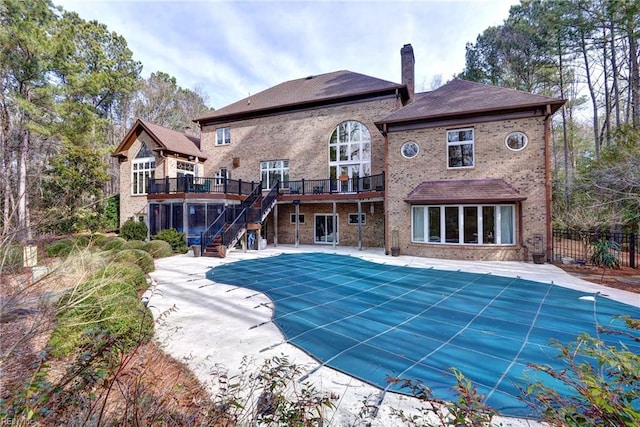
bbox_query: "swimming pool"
[207,252,640,418]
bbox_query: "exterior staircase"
[200,182,279,257]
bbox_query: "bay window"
[412,204,515,245]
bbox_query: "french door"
[314,214,338,244]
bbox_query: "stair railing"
[200,181,269,254]
[260,181,280,222]
[200,209,228,254]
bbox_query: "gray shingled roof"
[113,119,206,160]
[405,179,526,204]
[195,70,406,123]
[380,79,565,125]
[140,120,206,159]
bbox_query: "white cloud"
[54,0,516,108]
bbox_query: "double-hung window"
[260,160,289,189]
[216,127,231,145]
[132,145,155,195]
[412,204,514,245]
[447,128,474,168]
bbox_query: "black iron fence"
[148,176,260,196]
[284,173,385,195]
[148,173,385,196]
[552,229,638,268]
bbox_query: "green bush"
[143,239,173,259]
[104,236,126,251]
[90,262,147,293]
[111,249,155,274]
[153,228,188,254]
[120,219,148,241]
[51,278,154,358]
[71,234,92,249]
[90,233,110,248]
[45,239,75,258]
[122,240,146,250]
[590,239,621,269]
[100,194,119,231]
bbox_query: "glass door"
[314,214,338,244]
[331,164,365,193]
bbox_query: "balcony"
[148,177,259,196]
[282,173,385,196]
[147,173,385,197]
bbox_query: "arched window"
[132,144,155,195]
[328,120,371,191]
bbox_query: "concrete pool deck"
[146,245,639,426]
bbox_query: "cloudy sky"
[55,0,518,109]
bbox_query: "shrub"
[111,249,155,274]
[590,239,620,269]
[71,234,92,249]
[51,278,154,358]
[524,318,640,426]
[45,238,75,258]
[91,233,110,248]
[143,240,173,259]
[153,228,188,254]
[119,219,148,241]
[100,194,119,231]
[122,240,146,250]
[388,368,495,426]
[90,262,147,293]
[209,355,337,425]
[104,236,126,251]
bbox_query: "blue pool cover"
[207,253,640,418]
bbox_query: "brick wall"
[119,138,149,225]
[199,98,398,182]
[269,201,384,247]
[386,117,548,261]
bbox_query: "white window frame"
[131,147,155,195]
[260,160,289,189]
[505,131,528,151]
[328,120,372,189]
[447,128,475,168]
[215,127,231,145]
[214,168,229,185]
[411,204,515,245]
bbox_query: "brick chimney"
[401,44,415,103]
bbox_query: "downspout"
[544,105,553,262]
[382,123,390,255]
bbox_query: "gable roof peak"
[112,119,206,160]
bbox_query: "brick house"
[113,44,564,261]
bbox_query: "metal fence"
[552,229,638,268]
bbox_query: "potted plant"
[532,233,545,264]
[391,230,400,257]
